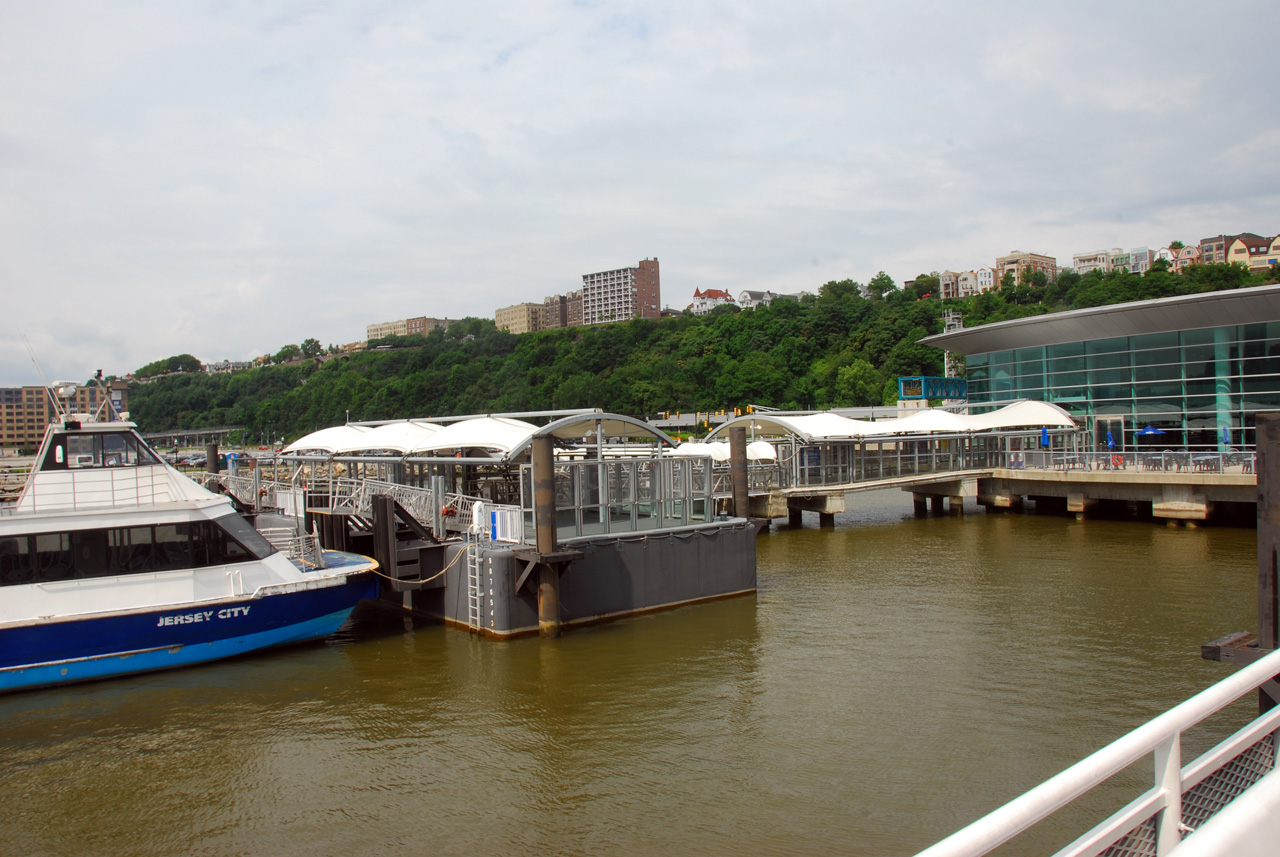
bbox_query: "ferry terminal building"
[921,284,1280,452]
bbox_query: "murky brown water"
[1,493,1260,856]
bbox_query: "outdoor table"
[1193,455,1222,473]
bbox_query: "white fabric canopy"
[960,400,1076,431]
[670,442,732,461]
[409,417,539,456]
[332,421,443,454]
[283,424,371,454]
[708,400,1075,442]
[882,409,972,434]
[669,440,777,461]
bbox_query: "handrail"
[915,647,1280,857]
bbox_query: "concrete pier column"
[1068,492,1097,521]
[819,512,835,527]
[788,508,803,527]
[729,427,748,518]
[930,496,943,513]
[205,442,219,474]
[913,493,928,517]
[948,495,964,516]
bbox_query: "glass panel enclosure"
[966,323,1280,450]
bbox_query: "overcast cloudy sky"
[2,1,1277,384]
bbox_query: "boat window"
[215,514,277,560]
[43,431,164,471]
[34,533,74,581]
[67,434,99,468]
[0,517,278,587]
[0,536,33,584]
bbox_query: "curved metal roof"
[920,284,1280,355]
[502,413,677,459]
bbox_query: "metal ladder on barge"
[464,512,489,632]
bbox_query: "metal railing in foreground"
[915,647,1280,857]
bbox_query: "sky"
[2,1,1278,385]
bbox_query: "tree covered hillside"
[127,261,1279,440]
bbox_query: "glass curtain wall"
[965,322,1280,450]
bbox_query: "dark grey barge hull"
[387,519,757,638]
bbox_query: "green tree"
[274,344,303,364]
[819,279,861,301]
[906,274,940,301]
[301,338,323,358]
[135,354,202,378]
[865,271,897,300]
[835,359,883,406]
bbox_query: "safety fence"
[915,647,1280,857]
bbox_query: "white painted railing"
[259,527,327,568]
[18,466,180,511]
[446,493,522,543]
[915,647,1280,857]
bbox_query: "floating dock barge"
[209,410,758,638]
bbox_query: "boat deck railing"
[260,527,327,569]
[13,466,185,513]
[915,646,1280,857]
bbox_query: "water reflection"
[1,491,1259,856]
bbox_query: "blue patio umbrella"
[1134,426,1166,436]
[1106,429,1115,450]
[1040,427,1049,447]
[1222,425,1231,445]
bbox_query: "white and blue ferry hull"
[0,569,378,693]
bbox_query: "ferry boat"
[0,414,379,693]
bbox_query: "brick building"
[2,382,128,454]
[495,303,543,335]
[996,251,1057,284]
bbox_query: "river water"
[1,492,1260,856]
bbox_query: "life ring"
[441,504,456,517]
[1112,454,1123,469]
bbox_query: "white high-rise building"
[581,258,661,325]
